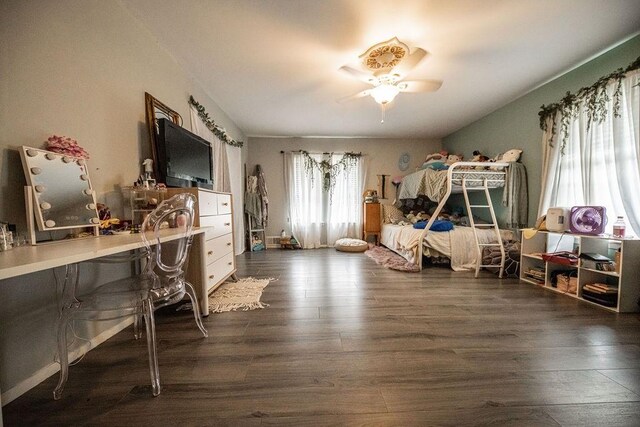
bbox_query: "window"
[539,68,640,235]
[284,152,366,248]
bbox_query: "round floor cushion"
[335,238,368,253]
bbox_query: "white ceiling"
[122,0,640,139]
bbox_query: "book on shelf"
[581,259,615,271]
[582,282,618,294]
[580,253,613,262]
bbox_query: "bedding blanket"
[381,224,514,271]
[397,169,448,201]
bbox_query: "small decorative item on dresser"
[45,135,90,159]
[363,189,378,203]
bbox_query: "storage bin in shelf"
[121,187,168,226]
[519,229,640,313]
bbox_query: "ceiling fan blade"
[339,65,377,84]
[337,89,371,104]
[397,79,443,93]
[391,48,428,78]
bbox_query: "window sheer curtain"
[539,69,640,235]
[283,152,366,248]
[327,154,367,244]
[283,152,324,248]
[189,106,245,253]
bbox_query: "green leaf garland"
[539,56,640,154]
[189,96,244,147]
[300,151,361,196]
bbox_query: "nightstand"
[363,202,381,245]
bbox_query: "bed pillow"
[413,219,454,231]
[382,204,405,224]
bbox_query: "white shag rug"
[208,277,272,313]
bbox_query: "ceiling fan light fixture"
[370,83,400,104]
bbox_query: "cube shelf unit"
[520,230,640,312]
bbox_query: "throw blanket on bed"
[398,169,448,201]
[502,162,528,228]
[381,224,515,271]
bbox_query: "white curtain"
[327,154,367,245]
[539,69,640,235]
[189,106,245,253]
[189,106,230,192]
[283,152,324,248]
[283,152,366,248]
[225,144,245,254]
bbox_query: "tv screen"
[156,119,213,189]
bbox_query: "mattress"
[381,223,515,271]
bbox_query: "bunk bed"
[380,161,522,277]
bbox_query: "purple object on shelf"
[569,206,607,235]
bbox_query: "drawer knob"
[207,251,213,255]
[226,242,232,246]
[222,202,229,206]
[228,262,232,266]
[209,275,214,280]
[224,222,231,226]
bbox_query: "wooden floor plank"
[4,248,640,425]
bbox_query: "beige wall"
[0,0,245,403]
[247,137,441,238]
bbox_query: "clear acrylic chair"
[53,193,208,400]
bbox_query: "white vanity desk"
[0,228,218,411]
[0,228,203,279]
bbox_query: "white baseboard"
[1,317,133,406]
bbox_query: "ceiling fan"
[338,37,442,122]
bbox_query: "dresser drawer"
[205,251,235,292]
[217,193,232,215]
[198,190,218,216]
[200,214,233,238]
[204,233,233,265]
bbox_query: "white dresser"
[167,188,236,315]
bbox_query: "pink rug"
[364,246,420,272]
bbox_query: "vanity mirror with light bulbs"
[20,146,100,245]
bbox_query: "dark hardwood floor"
[4,248,640,426]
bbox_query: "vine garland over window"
[300,151,362,194]
[189,96,244,147]
[539,56,640,153]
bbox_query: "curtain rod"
[280,150,362,155]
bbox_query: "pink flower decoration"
[45,135,90,159]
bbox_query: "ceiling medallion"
[360,37,410,71]
[366,45,406,69]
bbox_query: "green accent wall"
[443,35,640,227]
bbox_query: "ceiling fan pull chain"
[380,103,386,124]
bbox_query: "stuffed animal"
[494,149,522,163]
[422,151,449,170]
[472,150,490,162]
[446,154,463,165]
[501,149,522,162]
[407,211,429,224]
[491,149,522,169]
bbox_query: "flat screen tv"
[156,118,213,189]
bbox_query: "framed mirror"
[145,92,182,180]
[20,146,100,244]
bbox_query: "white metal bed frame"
[414,161,511,276]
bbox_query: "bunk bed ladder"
[461,177,505,278]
